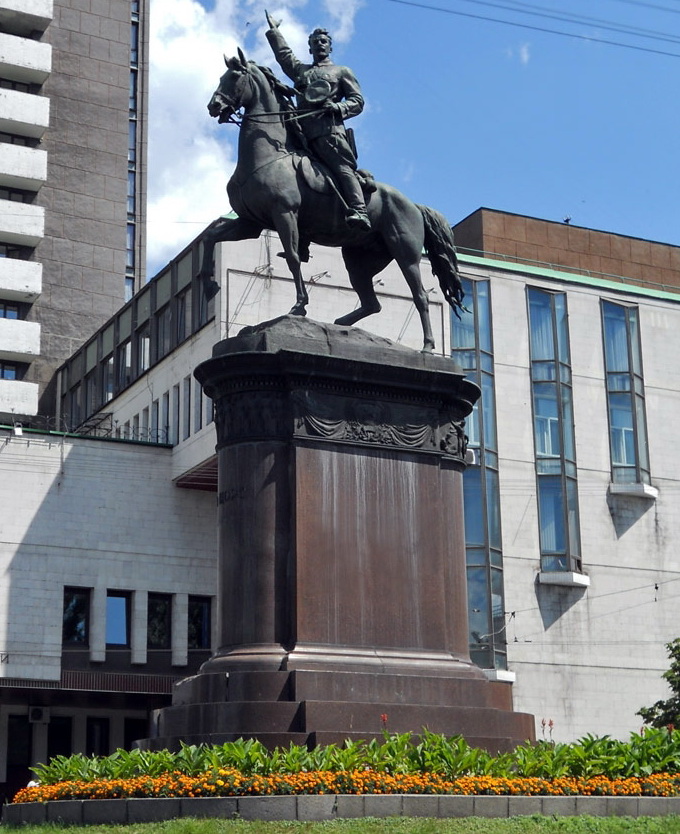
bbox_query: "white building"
[2,221,680,797]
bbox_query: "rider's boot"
[337,170,372,231]
[346,207,371,231]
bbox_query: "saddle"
[292,155,377,198]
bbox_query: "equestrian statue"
[198,12,464,352]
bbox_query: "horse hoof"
[289,305,307,317]
[421,343,435,354]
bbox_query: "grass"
[6,819,680,834]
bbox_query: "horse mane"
[255,63,308,151]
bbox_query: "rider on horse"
[265,11,371,232]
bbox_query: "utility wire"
[481,0,680,44]
[384,0,680,58]
[611,0,680,15]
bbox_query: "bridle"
[212,63,324,128]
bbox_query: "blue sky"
[146,0,680,277]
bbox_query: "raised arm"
[265,10,302,83]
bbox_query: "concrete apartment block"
[0,144,47,192]
[0,88,50,138]
[24,0,147,412]
[0,260,42,302]
[0,318,40,361]
[0,32,51,83]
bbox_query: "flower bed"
[13,769,680,803]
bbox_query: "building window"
[451,278,506,671]
[172,383,180,445]
[188,596,211,649]
[162,391,170,443]
[0,301,19,318]
[182,376,191,440]
[147,593,172,650]
[62,587,90,645]
[0,361,19,380]
[602,301,650,484]
[106,591,131,646]
[528,288,581,572]
[0,242,31,259]
[151,398,159,442]
[136,321,150,373]
[155,304,172,360]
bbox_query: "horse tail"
[417,204,464,316]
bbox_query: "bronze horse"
[198,50,464,351]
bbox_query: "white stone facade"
[3,228,680,797]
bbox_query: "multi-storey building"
[3,213,680,799]
[0,0,148,421]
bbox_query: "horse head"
[208,47,253,123]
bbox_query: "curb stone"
[2,793,678,823]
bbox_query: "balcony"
[0,199,44,247]
[0,143,47,191]
[0,259,41,301]
[0,378,38,416]
[0,33,51,85]
[0,0,53,37]
[0,88,50,139]
[0,317,40,361]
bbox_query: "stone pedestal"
[147,316,534,750]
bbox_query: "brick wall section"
[28,0,136,411]
[453,208,680,291]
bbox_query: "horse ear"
[224,53,229,67]
[237,47,248,68]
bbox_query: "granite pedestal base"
[143,317,534,751]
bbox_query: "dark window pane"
[147,593,172,649]
[466,566,490,645]
[538,476,565,554]
[463,467,484,546]
[188,596,211,649]
[485,468,501,550]
[47,716,73,760]
[63,588,89,644]
[86,717,110,756]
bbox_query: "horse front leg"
[197,215,262,300]
[271,211,308,316]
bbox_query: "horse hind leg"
[334,247,390,327]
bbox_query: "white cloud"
[504,41,531,65]
[146,0,363,277]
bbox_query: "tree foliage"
[638,638,680,728]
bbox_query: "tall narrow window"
[106,591,131,646]
[451,278,506,671]
[601,301,650,484]
[188,596,211,650]
[147,593,172,650]
[182,376,191,440]
[527,289,581,573]
[63,588,90,645]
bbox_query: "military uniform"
[266,27,369,226]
